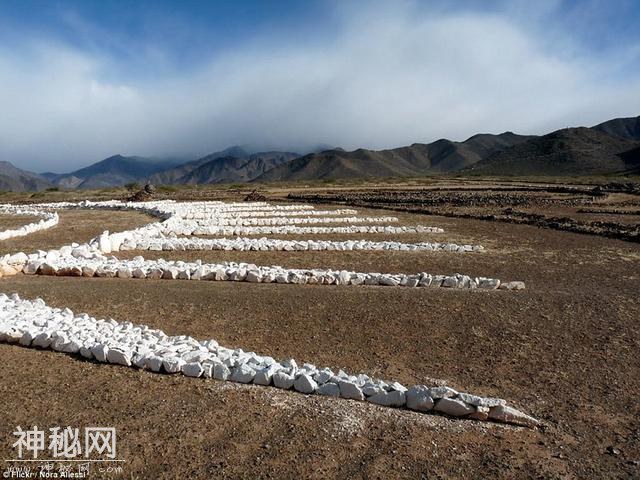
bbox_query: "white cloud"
[0,4,639,172]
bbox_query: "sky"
[0,0,639,172]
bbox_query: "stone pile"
[0,205,59,241]
[0,292,539,428]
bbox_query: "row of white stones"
[115,236,482,253]
[24,255,520,290]
[165,224,444,236]
[0,205,59,241]
[0,200,525,288]
[0,292,539,427]
[176,215,401,227]
[26,200,445,235]
[172,208,361,218]
[93,229,482,254]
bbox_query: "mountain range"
[1,115,638,191]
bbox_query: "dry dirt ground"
[0,194,639,479]
[0,210,155,257]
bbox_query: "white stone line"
[0,292,539,427]
[174,224,444,236]
[169,209,361,218]
[180,215,400,227]
[24,201,444,233]
[16,250,522,290]
[0,200,524,288]
[115,235,483,253]
[0,205,59,241]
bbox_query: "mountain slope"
[0,162,52,192]
[255,132,533,182]
[465,127,640,176]
[592,115,640,141]
[177,151,298,184]
[47,155,186,189]
[147,147,249,185]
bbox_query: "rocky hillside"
[0,162,52,191]
[255,132,533,182]
[465,127,640,176]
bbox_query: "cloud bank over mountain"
[1,1,639,171]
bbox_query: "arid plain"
[0,179,638,479]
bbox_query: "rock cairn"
[0,292,539,428]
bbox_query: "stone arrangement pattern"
[0,200,524,289]
[0,205,59,241]
[0,292,539,428]
[0,199,534,426]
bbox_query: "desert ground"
[0,178,639,479]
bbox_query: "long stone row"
[169,224,445,236]
[180,215,401,227]
[26,200,445,235]
[0,292,539,427]
[22,253,522,289]
[0,205,59,241]
[0,200,525,288]
[98,231,483,254]
[178,208,361,218]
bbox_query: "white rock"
[230,364,256,383]
[406,386,435,411]
[162,357,185,373]
[434,398,474,417]
[457,392,506,408]
[428,386,458,399]
[90,344,109,362]
[317,382,340,397]
[367,390,406,407]
[145,356,163,372]
[488,405,539,427]
[293,373,317,394]
[253,365,280,386]
[181,362,204,378]
[106,348,131,367]
[213,362,231,381]
[273,371,295,389]
[338,381,364,401]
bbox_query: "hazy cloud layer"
[1,3,639,172]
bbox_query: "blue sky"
[0,0,639,171]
